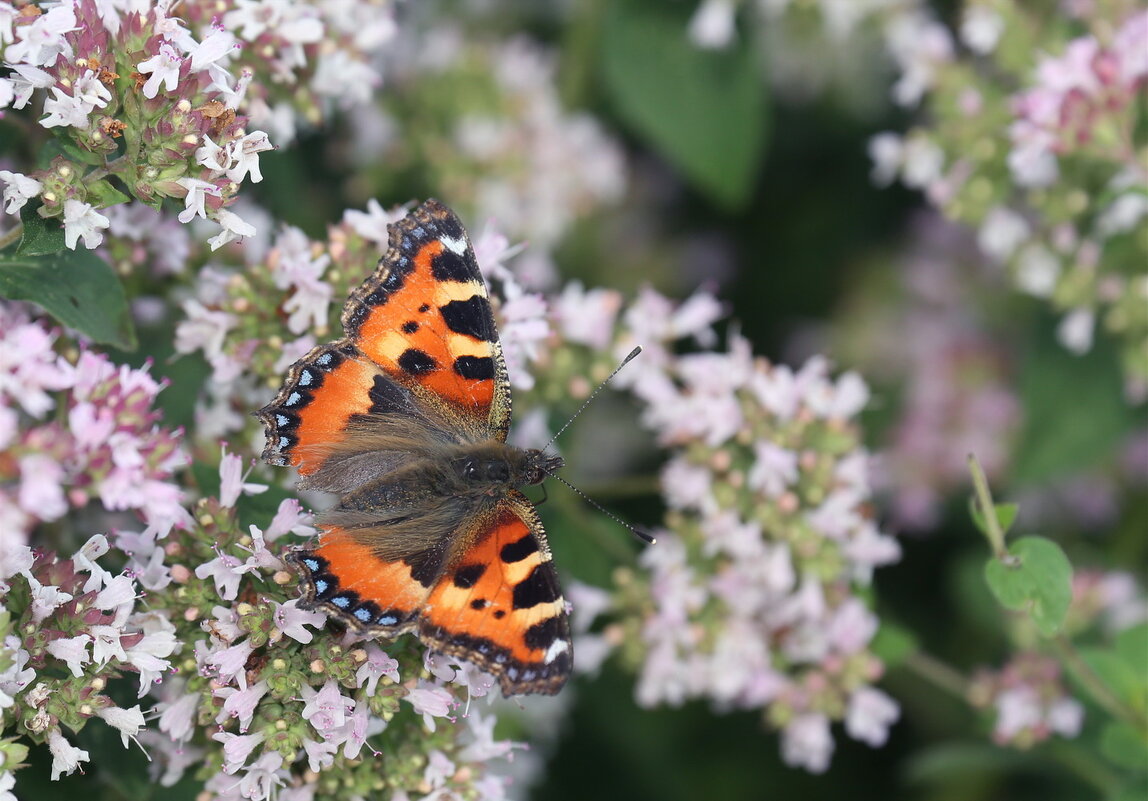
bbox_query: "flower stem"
[968,453,1007,558]
[1053,634,1146,735]
[0,223,23,252]
[903,650,970,700]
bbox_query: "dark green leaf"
[1115,623,1148,681]
[1099,721,1148,770]
[0,249,137,350]
[968,498,1019,538]
[85,179,132,208]
[1078,647,1145,712]
[1012,319,1134,483]
[601,0,768,209]
[871,621,917,668]
[983,537,1073,636]
[995,503,1019,535]
[15,202,65,256]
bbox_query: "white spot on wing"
[440,235,467,255]
[543,639,569,664]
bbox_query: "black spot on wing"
[418,303,431,313]
[440,296,494,341]
[500,535,538,564]
[524,613,567,651]
[399,349,437,375]
[367,373,413,416]
[404,548,446,588]
[454,355,494,381]
[401,320,419,334]
[431,249,475,283]
[453,563,486,589]
[512,565,561,610]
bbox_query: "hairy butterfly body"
[257,199,572,695]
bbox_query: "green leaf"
[870,621,917,668]
[1115,623,1148,681]
[14,202,66,256]
[0,249,137,350]
[969,498,1019,538]
[1078,647,1146,712]
[1012,318,1134,483]
[983,537,1073,636]
[1108,783,1148,801]
[601,0,769,209]
[85,179,132,208]
[1099,721,1148,770]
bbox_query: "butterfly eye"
[454,458,481,480]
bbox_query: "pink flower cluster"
[0,535,177,784]
[1009,11,1148,187]
[0,302,188,541]
[564,288,902,773]
[0,0,272,248]
[970,653,1084,748]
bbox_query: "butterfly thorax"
[331,440,563,517]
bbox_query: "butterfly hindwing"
[289,528,446,634]
[291,494,572,695]
[419,492,571,695]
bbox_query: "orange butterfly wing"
[292,494,571,695]
[258,199,512,476]
[419,493,571,695]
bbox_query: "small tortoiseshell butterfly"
[257,199,571,695]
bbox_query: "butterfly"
[257,199,572,695]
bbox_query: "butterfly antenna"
[542,468,656,545]
[544,346,642,452]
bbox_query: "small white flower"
[188,24,238,72]
[46,634,91,677]
[225,131,273,183]
[688,0,736,49]
[208,208,257,250]
[72,70,111,110]
[176,178,221,223]
[978,207,1031,263]
[781,713,834,773]
[1014,244,1061,297]
[1097,193,1148,237]
[218,448,268,507]
[1047,697,1084,737]
[867,132,903,186]
[195,135,230,172]
[960,6,1004,54]
[845,686,900,746]
[4,5,76,68]
[1057,307,1095,355]
[343,198,405,244]
[48,729,90,780]
[900,135,945,189]
[0,171,43,215]
[95,705,146,748]
[137,43,183,99]
[41,86,91,129]
[62,199,111,250]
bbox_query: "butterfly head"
[522,449,564,486]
